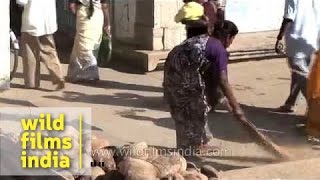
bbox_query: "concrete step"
[219,158,320,179]
[229,48,285,62]
[55,30,282,72]
[112,45,285,72]
[112,45,169,72]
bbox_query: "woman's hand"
[103,25,111,36]
[219,72,248,122]
[233,108,247,121]
[225,98,247,121]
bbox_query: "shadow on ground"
[106,59,146,75]
[0,97,37,107]
[115,108,174,129]
[207,104,306,147]
[10,83,56,92]
[43,91,167,111]
[13,73,162,93]
[74,78,163,93]
[113,101,307,148]
[42,90,308,148]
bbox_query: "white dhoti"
[67,4,104,82]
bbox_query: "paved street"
[1,31,319,173]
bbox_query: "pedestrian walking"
[67,0,111,83]
[17,0,65,90]
[275,0,320,113]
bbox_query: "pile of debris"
[87,133,219,180]
[0,128,219,180]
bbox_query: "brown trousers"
[21,32,64,88]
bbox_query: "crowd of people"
[11,0,111,90]
[9,0,320,157]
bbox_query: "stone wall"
[113,0,186,51]
[0,0,10,90]
[113,0,137,42]
[55,0,285,52]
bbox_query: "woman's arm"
[275,18,292,54]
[277,18,292,40]
[206,38,246,120]
[275,0,295,54]
[219,71,247,121]
[101,1,111,35]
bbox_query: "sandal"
[273,105,295,113]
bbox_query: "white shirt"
[16,0,58,36]
[284,0,320,58]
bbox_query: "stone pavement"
[1,31,319,175]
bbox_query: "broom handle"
[224,102,292,160]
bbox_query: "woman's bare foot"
[195,145,220,155]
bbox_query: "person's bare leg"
[275,58,301,112]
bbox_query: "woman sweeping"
[67,0,111,83]
[163,20,249,153]
[175,0,225,110]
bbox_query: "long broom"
[223,102,292,161]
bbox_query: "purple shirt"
[205,37,228,80]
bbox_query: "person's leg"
[281,57,310,110]
[276,57,301,112]
[287,57,310,102]
[21,33,40,88]
[203,120,213,145]
[173,109,203,148]
[67,37,80,79]
[283,72,301,108]
[38,34,65,89]
[299,57,311,98]
[173,101,215,156]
